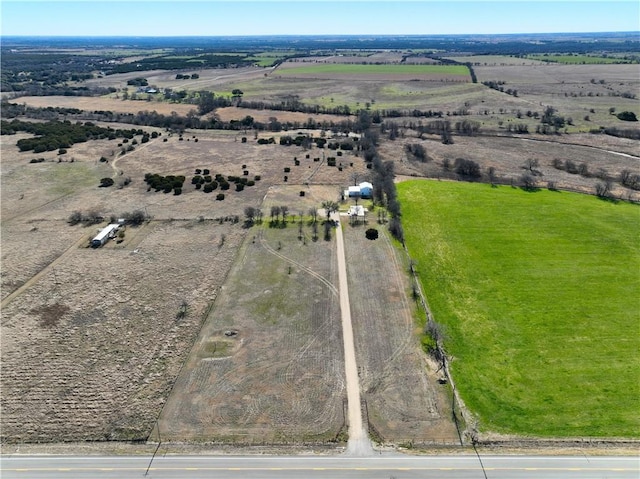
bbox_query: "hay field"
[1,219,244,442]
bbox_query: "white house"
[343,181,373,200]
[348,205,366,218]
[347,205,367,224]
[91,224,120,248]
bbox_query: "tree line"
[0,119,147,153]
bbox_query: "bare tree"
[524,158,539,173]
[308,207,318,224]
[520,173,538,190]
[595,181,613,198]
[280,205,289,224]
[270,205,280,223]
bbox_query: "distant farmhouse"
[343,181,373,200]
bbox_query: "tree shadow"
[519,186,542,193]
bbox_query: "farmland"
[398,180,640,438]
[275,63,470,81]
[1,32,640,450]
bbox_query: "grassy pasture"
[398,180,640,438]
[277,63,469,77]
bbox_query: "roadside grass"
[398,180,640,437]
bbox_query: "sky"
[1,0,639,37]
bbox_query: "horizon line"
[2,31,639,38]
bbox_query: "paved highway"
[1,454,638,478]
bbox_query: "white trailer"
[91,224,120,248]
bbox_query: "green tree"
[321,200,339,220]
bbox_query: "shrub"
[216,193,225,201]
[68,211,83,225]
[58,148,67,155]
[616,111,638,122]
[99,177,114,187]
[123,210,145,225]
[454,158,481,178]
[365,228,379,240]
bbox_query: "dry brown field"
[2,119,432,445]
[157,185,459,446]
[213,106,347,124]
[17,95,196,116]
[291,52,405,64]
[83,66,270,93]
[444,55,547,66]
[156,198,345,444]
[381,133,640,201]
[343,222,459,444]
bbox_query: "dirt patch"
[30,302,71,328]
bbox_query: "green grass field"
[398,180,640,437]
[278,63,470,76]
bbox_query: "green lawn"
[398,180,640,437]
